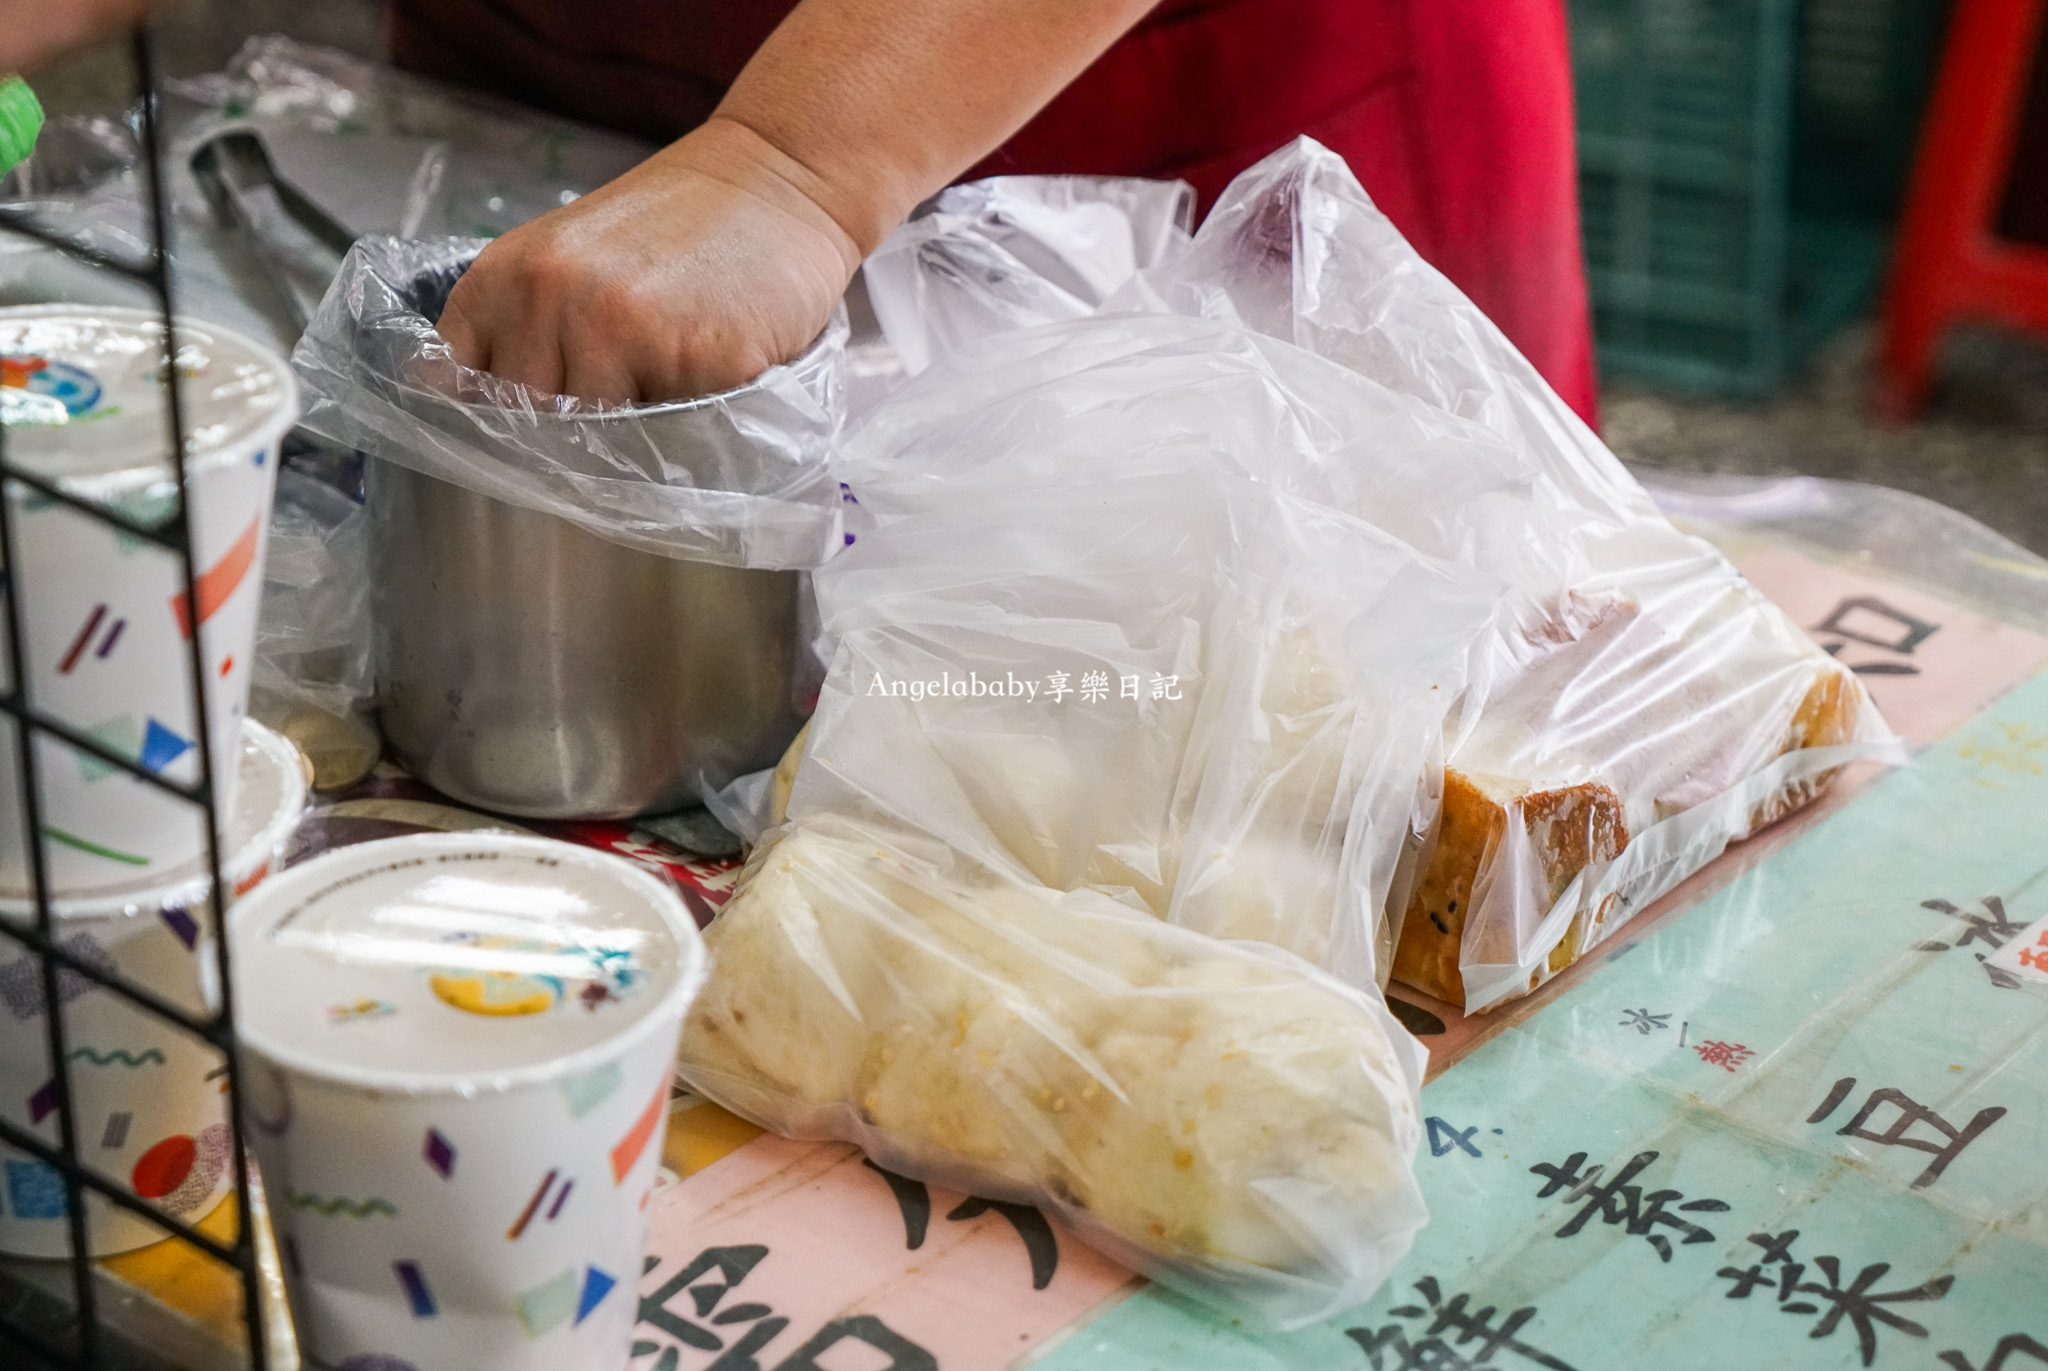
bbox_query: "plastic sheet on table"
[0,115,308,355]
[3,37,660,354]
[1644,470,2048,635]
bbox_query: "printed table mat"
[57,542,2048,1371]
[631,548,2048,1371]
[1031,641,2048,1371]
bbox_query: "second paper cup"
[0,719,309,1257]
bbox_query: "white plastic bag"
[684,304,1521,1326]
[681,139,1898,1326]
[1130,144,1898,1008]
[686,816,1429,1329]
[292,236,848,568]
[858,138,1899,1009]
[250,466,381,788]
[863,174,1193,377]
[822,313,1528,982]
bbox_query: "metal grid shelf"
[0,29,269,1371]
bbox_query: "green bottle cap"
[0,77,45,176]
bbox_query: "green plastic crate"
[1794,0,1952,218]
[1571,0,1945,396]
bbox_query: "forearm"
[429,0,1167,400]
[710,0,1162,256]
[0,0,157,74]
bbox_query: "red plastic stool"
[1876,0,2048,418]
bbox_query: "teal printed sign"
[1034,669,2048,1370]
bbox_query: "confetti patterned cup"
[228,833,709,1371]
[0,305,297,900]
[0,719,309,1257]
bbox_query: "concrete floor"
[25,2,2048,554]
[1609,325,2048,556]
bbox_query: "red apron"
[390,0,1599,423]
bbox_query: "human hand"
[436,117,863,404]
[0,0,160,74]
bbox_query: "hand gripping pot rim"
[226,833,709,1096]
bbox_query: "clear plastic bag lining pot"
[250,464,380,789]
[291,234,848,569]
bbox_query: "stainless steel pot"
[369,460,804,818]
[352,249,827,819]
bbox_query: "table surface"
[82,538,2048,1371]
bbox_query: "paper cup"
[0,304,298,898]
[0,719,309,1257]
[228,833,709,1371]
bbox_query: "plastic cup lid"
[0,305,297,497]
[0,717,309,919]
[227,833,707,1093]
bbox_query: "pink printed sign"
[1736,545,2048,747]
[636,1132,1133,1370]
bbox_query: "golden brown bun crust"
[1746,661,1860,833]
[1389,771,1627,1004]
[1391,660,1860,1009]
[767,721,809,829]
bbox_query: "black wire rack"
[0,29,269,1371]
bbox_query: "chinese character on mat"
[1716,1230,1952,1368]
[1527,1150,1729,1261]
[1618,1008,1670,1035]
[1693,1040,1753,1071]
[1805,1077,2005,1188]
[636,1244,938,1371]
[1812,595,1939,676]
[1938,1332,2048,1371]
[1916,896,2029,988]
[1347,1276,1577,1371]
